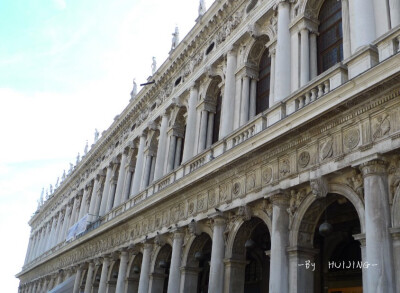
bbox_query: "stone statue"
[84,140,88,155]
[62,170,66,180]
[37,188,44,209]
[76,153,80,164]
[94,129,99,143]
[69,163,73,174]
[55,177,59,188]
[171,26,180,50]
[45,189,49,199]
[130,78,137,100]
[49,184,53,194]
[151,57,157,75]
[199,0,206,16]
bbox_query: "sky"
[0,0,215,291]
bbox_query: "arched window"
[212,93,222,144]
[317,0,343,74]
[256,49,271,114]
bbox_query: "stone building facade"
[17,0,400,292]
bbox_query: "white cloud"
[53,0,66,10]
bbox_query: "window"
[212,93,222,144]
[317,0,343,74]
[256,49,271,114]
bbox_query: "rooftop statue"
[151,57,157,75]
[55,177,59,188]
[94,129,99,143]
[76,153,80,165]
[171,26,180,50]
[69,163,73,174]
[84,140,88,155]
[62,170,66,180]
[130,78,138,100]
[199,0,206,16]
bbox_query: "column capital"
[171,228,185,240]
[208,211,226,227]
[189,81,199,91]
[353,233,366,246]
[360,159,388,177]
[267,190,290,206]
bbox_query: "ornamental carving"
[298,151,310,168]
[372,114,390,140]
[287,189,307,224]
[344,128,360,150]
[188,201,195,215]
[310,177,328,198]
[236,205,252,221]
[346,170,364,198]
[219,184,229,202]
[262,167,273,183]
[320,137,333,161]
[197,195,206,211]
[215,9,244,45]
[280,158,290,176]
[246,172,256,190]
[208,190,216,207]
[388,158,400,201]
[232,182,241,198]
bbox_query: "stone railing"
[226,115,267,150]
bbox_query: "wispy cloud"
[53,0,66,10]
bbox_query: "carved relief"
[262,166,273,184]
[232,182,241,198]
[287,189,308,226]
[219,184,229,202]
[298,151,310,168]
[346,170,364,198]
[208,189,216,207]
[372,114,390,140]
[310,177,328,198]
[246,172,256,191]
[343,128,360,150]
[280,157,291,176]
[320,136,333,161]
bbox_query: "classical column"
[309,32,318,79]
[360,160,396,293]
[174,137,183,168]
[40,223,51,255]
[114,152,128,207]
[349,0,376,53]
[167,135,177,172]
[84,262,95,293]
[269,193,290,293]
[341,0,352,59]
[390,0,400,27]
[98,256,110,293]
[122,149,135,201]
[182,86,198,162]
[198,110,208,153]
[141,155,153,189]
[167,230,184,293]
[88,178,100,223]
[300,28,310,87]
[291,30,300,92]
[106,161,119,212]
[99,165,113,216]
[208,213,226,293]
[138,243,153,293]
[373,0,390,38]
[24,236,34,264]
[269,47,276,105]
[78,187,89,220]
[234,77,242,130]
[155,113,169,179]
[249,78,257,119]
[52,211,63,247]
[131,134,146,195]
[288,247,318,293]
[69,195,80,229]
[116,250,129,293]
[240,75,250,126]
[275,0,292,102]
[220,48,237,138]
[59,204,71,242]
[46,217,57,251]
[206,112,214,148]
[73,265,83,293]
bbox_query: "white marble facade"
[18,0,400,292]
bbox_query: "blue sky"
[0,0,215,291]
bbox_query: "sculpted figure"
[84,140,88,155]
[94,129,99,143]
[76,152,80,164]
[130,78,137,100]
[199,0,206,16]
[69,163,73,174]
[62,170,66,180]
[55,177,59,188]
[171,26,179,50]
[151,57,157,75]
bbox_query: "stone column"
[114,152,128,207]
[106,161,119,212]
[373,0,390,38]
[309,32,318,79]
[390,0,400,27]
[73,265,83,293]
[182,86,198,162]
[98,256,110,293]
[174,137,183,168]
[390,228,400,293]
[24,236,34,264]
[249,78,257,119]
[341,0,352,60]
[208,213,226,293]
[198,110,208,153]
[122,151,135,201]
[52,211,63,247]
[116,250,129,293]
[269,46,276,106]
[288,246,318,293]
[141,154,153,189]
[167,135,177,172]
[46,217,57,251]
[84,262,95,293]
[291,30,300,92]
[269,193,290,293]
[349,0,376,53]
[88,178,100,223]
[300,28,310,87]
[206,112,214,148]
[131,134,146,195]
[155,113,169,179]
[138,243,153,293]
[360,160,396,293]
[220,48,237,138]
[99,165,113,216]
[275,0,292,102]
[60,204,72,242]
[240,75,250,126]
[78,187,89,220]
[167,230,184,293]
[40,223,51,255]
[234,77,242,130]
[353,234,368,293]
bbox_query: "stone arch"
[126,253,144,278]
[107,259,120,290]
[126,253,143,293]
[225,216,271,259]
[150,244,172,274]
[245,35,270,68]
[181,224,213,267]
[290,183,365,247]
[392,185,400,227]
[297,0,325,19]
[204,75,223,102]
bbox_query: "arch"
[107,259,120,293]
[298,0,326,19]
[181,224,213,267]
[290,183,365,247]
[245,35,270,68]
[126,253,143,293]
